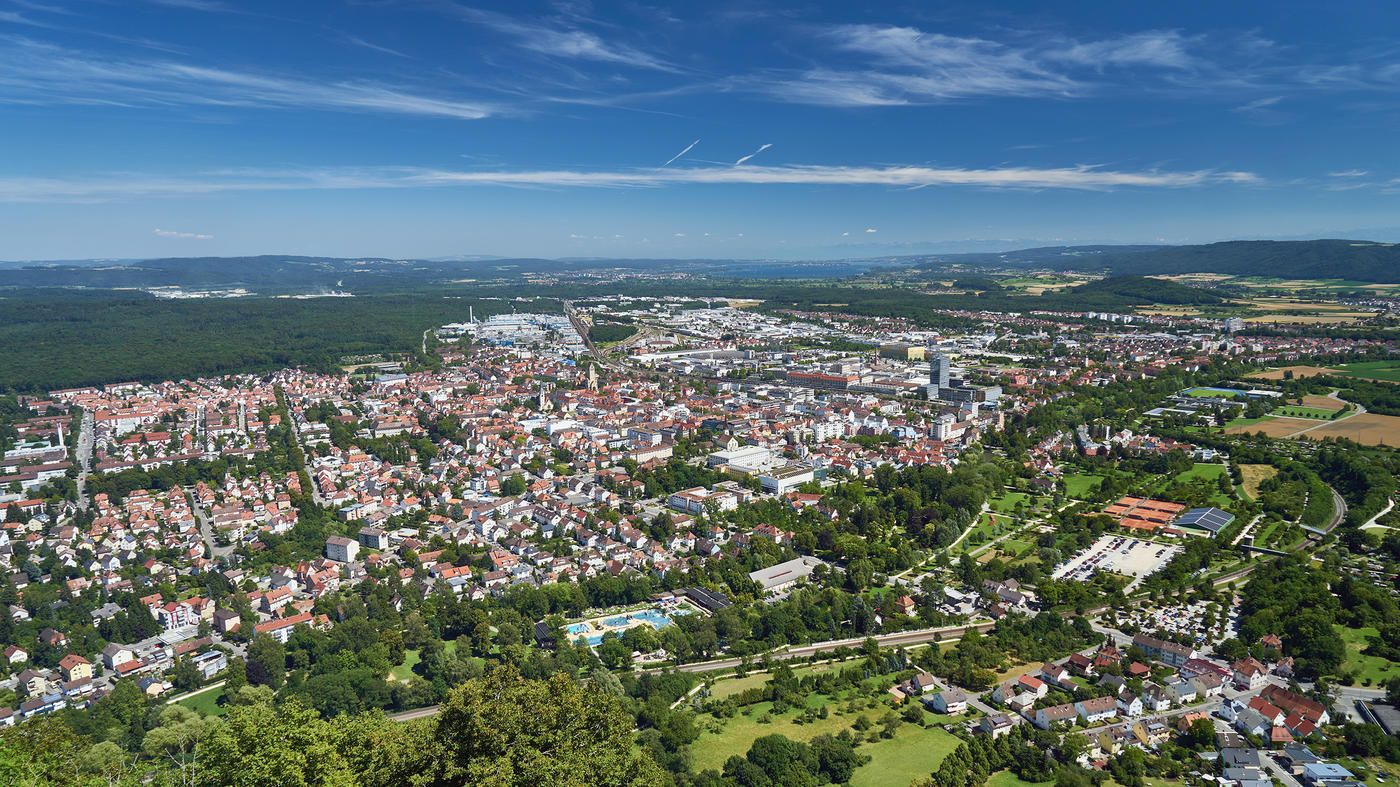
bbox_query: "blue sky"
[1,0,1398,260]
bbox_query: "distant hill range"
[926,239,1400,283]
[4,239,1399,290]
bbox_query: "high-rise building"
[927,352,951,399]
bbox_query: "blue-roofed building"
[1302,763,1357,784]
[1173,507,1234,537]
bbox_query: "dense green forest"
[921,239,1400,283]
[0,292,530,391]
[0,275,1219,391]
[1093,240,1400,282]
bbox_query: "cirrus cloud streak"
[0,162,1260,203]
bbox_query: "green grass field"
[989,491,1030,514]
[1333,361,1400,382]
[1272,406,1339,419]
[986,772,1054,787]
[1336,625,1400,684]
[175,687,227,717]
[1183,387,1244,398]
[689,698,854,773]
[848,722,962,787]
[390,649,423,682]
[1176,463,1228,482]
[707,662,847,701]
[1064,474,1104,498]
[390,640,462,682]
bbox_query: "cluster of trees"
[1236,559,1347,677]
[919,723,1055,787]
[712,733,863,786]
[0,666,664,786]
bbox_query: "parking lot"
[1052,534,1182,589]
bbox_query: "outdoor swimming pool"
[567,606,692,647]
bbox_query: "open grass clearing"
[848,722,963,787]
[689,698,855,773]
[175,687,226,717]
[1064,474,1104,498]
[1238,464,1277,500]
[1336,625,1400,685]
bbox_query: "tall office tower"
[928,352,951,398]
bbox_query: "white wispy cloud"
[343,35,411,59]
[0,37,496,119]
[663,138,699,167]
[140,0,231,11]
[1328,169,1368,178]
[0,162,1260,202]
[864,227,878,233]
[1233,95,1285,113]
[734,143,772,166]
[153,227,213,239]
[448,6,673,71]
[756,25,1255,107]
[1046,31,1198,69]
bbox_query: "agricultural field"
[1331,360,1400,383]
[1244,313,1373,325]
[1299,394,1345,411]
[1224,418,1311,438]
[1248,365,1339,380]
[1298,413,1400,446]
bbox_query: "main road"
[75,409,94,508]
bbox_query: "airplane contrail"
[734,143,772,166]
[663,138,700,167]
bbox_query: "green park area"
[1336,625,1400,684]
[174,686,227,718]
[1063,474,1104,498]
